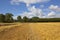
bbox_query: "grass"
[0,22,60,40]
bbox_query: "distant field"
[0,22,60,40]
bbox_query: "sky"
[0,0,60,19]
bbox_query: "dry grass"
[0,22,60,40]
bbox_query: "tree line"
[0,13,60,23]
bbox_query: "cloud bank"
[47,11,56,18]
[10,0,60,18]
[11,0,50,6]
[20,6,60,18]
[20,6,44,18]
[49,5,60,12]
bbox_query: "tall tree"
[23,16,29,22]
[5,13,13,22]
[30,17,40,22]
[0,14,5,22]
[17,16,22,22]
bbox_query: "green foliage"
[5,13,13,23]
[30,17,40,22]
[0,14,5,22]
[23,16,29,22]
[0,13,60,23]
[17,16,22,22]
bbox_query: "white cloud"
[20,6,44,18]
[20,6,60,18]
[47,11,56,18]
[56,14,60,18]
[49,5,60,12]
[11,0,50,6]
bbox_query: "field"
[0,22,60,40]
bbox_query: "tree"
[30,17,40,22]
[5,13,13,23]
[17,16,22,22]
[0,14,5,22]
[23,16,29,22]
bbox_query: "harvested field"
[0,23,16,26]
[0,23,60,40]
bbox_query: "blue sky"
[0,0,60,18]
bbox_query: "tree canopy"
[5,13,13,22]
[0,14,5,22]
[0,13,60,23]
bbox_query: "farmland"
[0,22,60,40]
